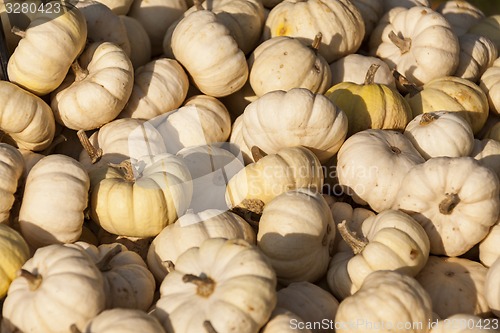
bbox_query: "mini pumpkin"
[325,64,412,136]
[471,138,500,179]
[454,33,497,82]
[153,238,277,333]
[327,209,430,300]
[479,222,500,268]
[147,209,255,283]
[468,15,500,51]
[2,244,106,332]
[248,34,331,97]
[18,155,90,249]
[257,188,335,285]
[416,256,491,318]
[369,6,460,85]
[403,111,474,159]
[336,129,424,213]
[0,144,24,225]
[261,308,311,333]
[79,309,166,333]
[119,15,151,69]
[225,146,324,214]
[51,42,134,131]
[0,81,56,151]
[479,57,500,115]
[436,0,485,36]
[0,224,29,299]
[394,157,500,257]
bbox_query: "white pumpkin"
[351,0,383,40]
[170,8,248,97]
[436,0,485,36]
[80,309,166,333]
[327,209,430,300]
[337,129,424,212]
[263,0,365,63]
[153,238,277,333]
[329,53,396,88]
[257,188,335,285]
[404,111,474,159]
[479,222,500,268]
[471,138,500,179]
[455,33,497,82]
[119,15,151,69]
[1,245,106,332]
[416,256,491,318]
[276,281,339,333]
[485,257,500,318]
[76,0,131,55]
[177,144,244,212]
[119,58,189,119]
[7,2,87,95]
[248,35,332,97]
[369,6,460,85]
[17,149,43,180]
[232,88,348,164]
[394,157,500,257]
[479,57,500,115]
[0,144,24,224]
[335,270,433,333]
[51,42,134,131]
[225,146,324,214]
[18,155,89,249]
[67,242,155,311]
[147,209,255,283]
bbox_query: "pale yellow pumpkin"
[119,58,189,119]
[326,64,412,137]
[0,144,24,225]
[257,188,335,285]
[336,129,424,212]
[405,76,489,134]
[327,209,430,300]
[248,35,331,97]
[89,155,192,237]
[232,88,348,164]
[2,244,106,332]
[147,209,255,283]
[263,0,365,63]
[416,256,491,318]
[335,270,433,333]
[119,15,151,69]
[404,111,475,159]
[485,258,500,318]
[225,146,324,214]
[479,57,500,115]
[394,157,500,256]
[67,242,155,311]
[0,81,55,151]
[436,0,485,36]
[153,238,277,333]
[7,2,87,95]
[0,224,29,299]
[51,42,134,131]
[170,8,248,97]
[370,6,460,85]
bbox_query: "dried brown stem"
[18,269,42,291]
[311,32,322,50]
[337,220,368,255]
[183,273,216,298]
[77,130,102,164]
[388,31,411,54]
[251,146,267,162]
[364,64,380,85]
[439,193,460,215]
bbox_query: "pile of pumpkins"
[1,0,500,331]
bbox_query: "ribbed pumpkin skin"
[0,144,24,224]
[0,224,29,298]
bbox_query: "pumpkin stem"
[41,134,68,155]
[96,245,122,272]
[193,0,203,10]
[10,26,26,38]
[390,146,401,154]
[109,160,137,182]
[388,31,411,54]
[77,130,102,164]
[71,61,89,82]
[204,321,218,333]
[18,269,42,291]
[70,324,82,333]
[311,32,322,51]
[251,146,267,162]
[364,64,380,85]
[163,260,175,274]
[419,113,438,125]
[337,220,367,255]
[183,273,216,298]
[439,193,460,215]
[392,69,422,96]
